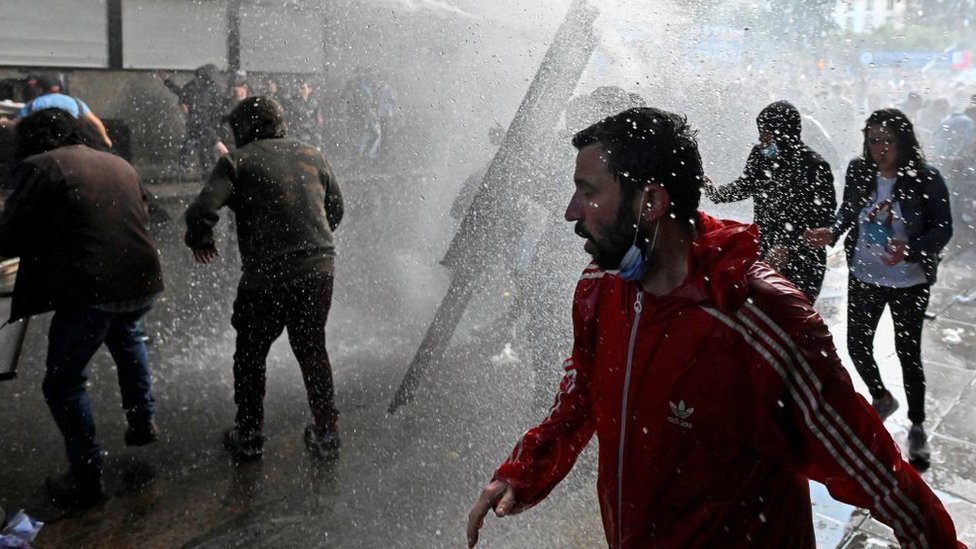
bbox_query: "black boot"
[46,471,106,509]
[304,424,340,460]
[224,427,264,461]
[908,423,931,470]
[125,418,159,447]
[871,391,899,421]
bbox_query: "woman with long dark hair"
[805,108,952,469]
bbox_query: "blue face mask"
[618,245,647,282]
[618,220,660,282]
[761,142,779,159]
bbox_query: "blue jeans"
[43,305,155,479]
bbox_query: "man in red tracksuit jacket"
[467,107,962,548]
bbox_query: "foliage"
[903,0,976,35]
[865,22,975,51]
[771,0,839,49]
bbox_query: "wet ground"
[1,180,975,548]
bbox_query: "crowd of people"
[0,98,345,508]
[155,65,398,180]
[0,61,968,546]
[468,103,961,547]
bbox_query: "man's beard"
[575,202,640,270]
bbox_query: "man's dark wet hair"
[227,95,286,148]
[565,86,646,136]
[861,108,926,171]
[572,107,703,223]
[757,100,802,145]
[14,107,92,160]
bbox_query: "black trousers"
[231,272,337,433]
[847,276,930,424]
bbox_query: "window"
[0,0,108,67]
[239,0,325,73]
[122,0,228,69]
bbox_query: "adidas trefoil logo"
[668,400,695,429]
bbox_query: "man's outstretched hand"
[466,480,520,547]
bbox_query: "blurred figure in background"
[341,70,381,163]
[0,74,113,149]
[932,106,976,227]
[259,75,282,103]
[450,122,506,221]
[215,72,250,157]
[159,64,223,180]
[282,77,324,148]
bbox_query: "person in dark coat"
[0,109,164,509]
[282,78,324,147]
[185,96,344,461]
[805,108,953,469]
[705,100,836,302]
[160,64,223,179]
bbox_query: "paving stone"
[939,402,976,443]
[915,434,976,506]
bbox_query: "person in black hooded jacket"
[705,100,836,302]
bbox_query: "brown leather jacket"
[184,137,343,290]
[0,144,163,320]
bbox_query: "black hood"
[228,96,287,148]
[757,100,802,145]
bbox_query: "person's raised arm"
[705,147,766,204]
[81,111,112,149]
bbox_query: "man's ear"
[641,184,670,222]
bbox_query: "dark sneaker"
[304,424,340,460]
[125,419,159,447]
[871,392,899,421]
[908,423,931,469]
[223,427,264,461]
[46,472,106,509]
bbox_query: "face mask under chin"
[617,244,646,281]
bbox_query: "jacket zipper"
[617,290,643,548]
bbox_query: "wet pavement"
[1,181,974,547]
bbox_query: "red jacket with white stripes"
[493,212,961,548]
